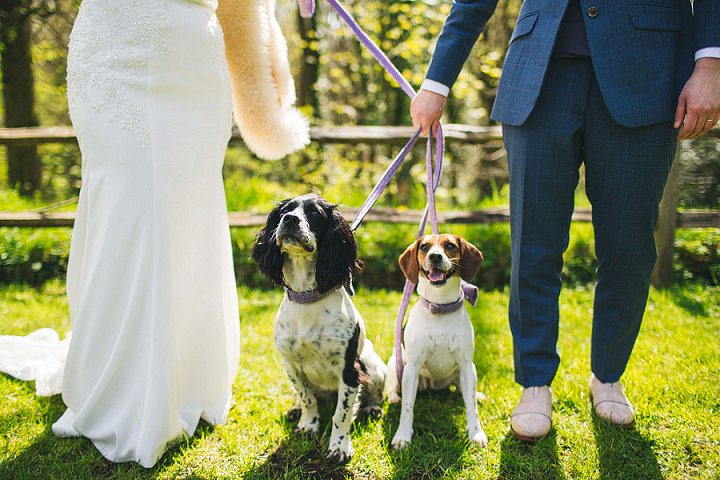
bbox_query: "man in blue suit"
[410,0,720,442]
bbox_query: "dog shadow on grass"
[0,380,216,480]
[243,401,355,480]
[244,388,470,479]
[591,414,662,480]
[383,388,472,480]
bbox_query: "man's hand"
[675,57,720,140]
[410,89,447,136]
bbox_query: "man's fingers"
[688,107,714,139]
[410,90,447,137]
[431,119,441,137]
[675,57,720,140]
[674,94,687,129]
[410,103,420,131]
[696,115,715,138]
[679,111,699,140]
[420,116,430,136]
[418,113,443,136]
[696,111,720,139]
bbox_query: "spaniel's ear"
[398,239,421,285]
[456,236,483,281]
[315,208,362,294]
[251,200,289,287]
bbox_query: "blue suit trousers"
[504,57,676,387]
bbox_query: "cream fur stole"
[217,0,310,160]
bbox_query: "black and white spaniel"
[252,194,386,464]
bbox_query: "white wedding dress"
[4,0,240,468]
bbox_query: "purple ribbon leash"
[325,0,417,99]
[391,126,443,385]
[350,129,422,231]
[298,0,315,19]
[318,0,476,388]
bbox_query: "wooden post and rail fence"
[0,124,718,288]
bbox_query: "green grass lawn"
[0,282,718,479]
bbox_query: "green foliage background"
[0,0,718,288]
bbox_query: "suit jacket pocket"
[510,12,539,43]
[628,3,681,31]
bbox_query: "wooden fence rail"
[0,207,717,229]
[1,124,718,147]
[0,124,508,146]
[1,125,718,289]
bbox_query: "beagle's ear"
[398,239,421,285]
[457,236,484,281]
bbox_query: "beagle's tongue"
[428,268,447,282]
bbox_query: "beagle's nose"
[428,252,443,263]
[282,213,300,226]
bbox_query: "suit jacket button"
[587,6,599,17]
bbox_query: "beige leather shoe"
[510,386,552,442]
[589,374,635,427]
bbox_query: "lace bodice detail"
[68,1,174,147]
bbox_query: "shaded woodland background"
[0,0,717,288]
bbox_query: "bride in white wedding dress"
[0,0,312,468]
[50,0,239,467]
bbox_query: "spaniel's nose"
[282,213,300,226]
[428,253,443,263]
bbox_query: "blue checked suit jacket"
[425,0,720,127]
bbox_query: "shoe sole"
[589,393,635,429]
[593,413,635,429]
[510,425,550,443]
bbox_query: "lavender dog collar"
[419,281,479,314]
[286,288,337,304]
[419,296,465,315]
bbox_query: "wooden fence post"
[651,144,682,289]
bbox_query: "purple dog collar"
[286,287,337,304]
[461,279,479,307]
[419,296,465,315]
[419,281,480,314]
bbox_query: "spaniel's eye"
[308,210,321,217]
[445,243,457,252]
[420,244,430,252]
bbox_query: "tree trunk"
[651,145,682,288]
[1,0,42,195]
[296,6,319,113]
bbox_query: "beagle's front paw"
[387,390,401,404]
[391,429,413,450]
[469,426,488,447]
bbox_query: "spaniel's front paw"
[327,440,354,464]
[362,405,383,419]
[286,407,302,422]
[294,415,319,436]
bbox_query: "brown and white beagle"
[386,234,488,449]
